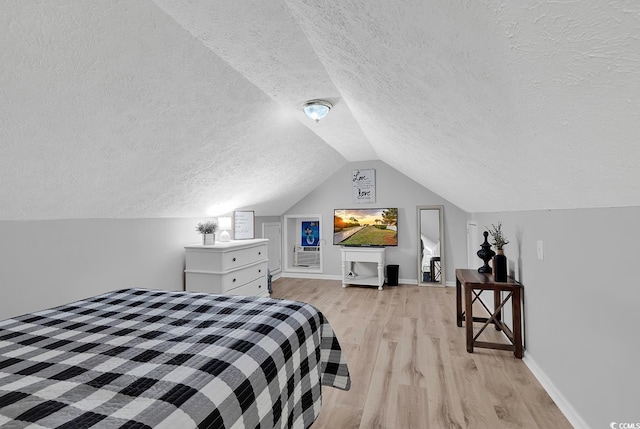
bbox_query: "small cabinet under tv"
[341,247,385,290]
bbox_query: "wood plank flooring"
[271,277,572,429]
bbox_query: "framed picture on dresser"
[234,210,255,239]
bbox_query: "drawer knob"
[258,269,261,273]
[259,285,262,288]
[232,278,236,282]
[258,251,261,255]
[233,257,236,262]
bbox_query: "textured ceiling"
[1,1,639,220]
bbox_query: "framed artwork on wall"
[233,210,255,239]
[352,169,375,203]
[301,221,320,246]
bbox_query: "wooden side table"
[455,268,523,359]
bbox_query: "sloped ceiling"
[1,1,639,220]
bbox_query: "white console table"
[341,247,385,290]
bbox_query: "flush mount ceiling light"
[302,99,332,123]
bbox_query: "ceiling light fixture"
[302,99,332,123]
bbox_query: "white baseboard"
[280,272,417,286]
[270,271,282,281]
[281,272,342,281]
[523,354,589,429]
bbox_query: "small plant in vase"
[196,221,218,245]
[487,222,509,253]
[487,222,509,281]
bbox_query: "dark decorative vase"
[477,231,495,273]
[493,249,508,282]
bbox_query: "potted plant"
[487,222,509,281]
[196,221,218,245]
[487,222,509,252]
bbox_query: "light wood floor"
[271,277,572,429]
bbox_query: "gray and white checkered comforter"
[0,288,351,428]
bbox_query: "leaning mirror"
[417,205,445,286]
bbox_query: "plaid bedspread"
[0,288,350,428]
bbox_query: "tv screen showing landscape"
[333,208,398,246]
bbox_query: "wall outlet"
[537,240,544,260]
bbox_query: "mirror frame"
[416,205,445,286]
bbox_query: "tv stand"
[341,247,385,290]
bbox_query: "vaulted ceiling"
[2,1,639,220]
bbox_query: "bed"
[0,288,351,428]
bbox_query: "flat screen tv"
[333,208,398,246]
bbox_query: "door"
[467,221,479,269]
[263,222,282,275]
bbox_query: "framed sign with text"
[352,169,376,203]
[233,211,255,240]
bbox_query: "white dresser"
[184,239,269,297]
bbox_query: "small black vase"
[493,250,507,282]
[477,231,495,273]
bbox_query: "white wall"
[0,218,204,319]
[283,160,468,284]
[470,207,640,429]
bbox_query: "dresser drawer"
[226,277,267,297]
[220,262,267,292]
[185,243,267,272]
[222,244,267,271]
[184,272,223,294]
